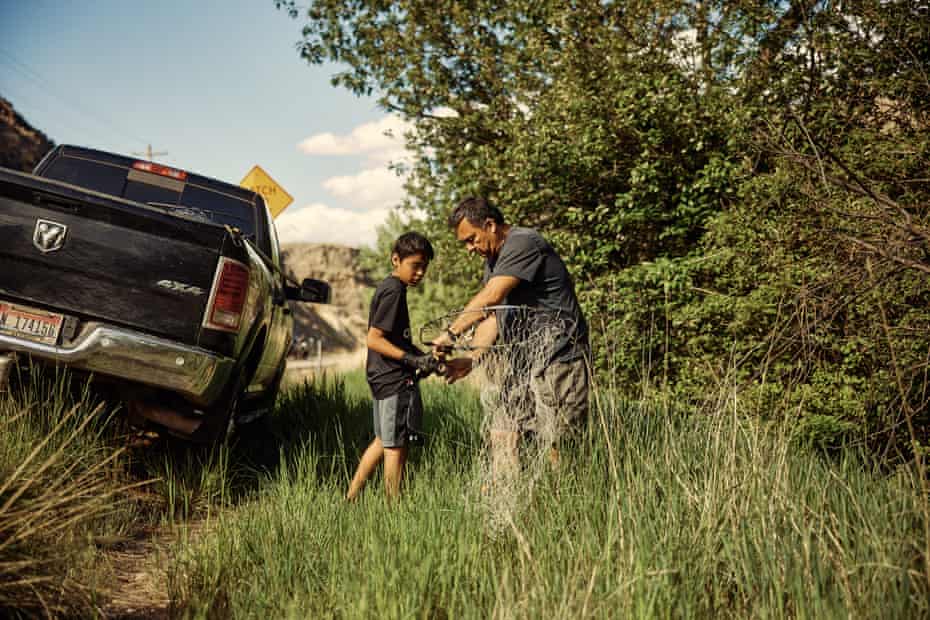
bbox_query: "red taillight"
[132,160,188,181]
[204,258,249,332]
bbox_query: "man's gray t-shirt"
[484,227,588,362]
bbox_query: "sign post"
[240,165,294,218]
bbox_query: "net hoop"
[419,304,576,354]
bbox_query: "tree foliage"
[280,0,930,449]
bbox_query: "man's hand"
[431,330,455,360]
[402,352,441,375]
[443,357,473,384]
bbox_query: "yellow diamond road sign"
[240,165,293,218]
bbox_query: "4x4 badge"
[33,219,68,253]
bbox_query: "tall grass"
[168,372,929,619]
[0,362,243,617]
[0,364,148,617]
[2,361,925,617]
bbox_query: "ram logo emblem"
[33,219,68,253]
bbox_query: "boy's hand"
[402,352,441,375]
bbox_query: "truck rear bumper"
[0,323,235,406]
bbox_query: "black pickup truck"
[0,145,329,441]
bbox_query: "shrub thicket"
[285,0,930,448]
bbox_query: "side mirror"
[285,278,331,304]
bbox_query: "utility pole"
[132,144,168,161]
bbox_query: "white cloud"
[274,202,391,248]
[290,114,422,245]
[672,27,701,72]
[322,167,406,211]
[298,115,412,165]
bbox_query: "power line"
[0,46,150,146]
[0,80,103,147]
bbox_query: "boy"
[346,231,439,500]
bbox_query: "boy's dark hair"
[448,196,505,229]
[392,231,434,261]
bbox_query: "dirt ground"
[282,348,366,386]
[98,518,192,619]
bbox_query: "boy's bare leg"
[382,446,407,498]
[346,437,384,501]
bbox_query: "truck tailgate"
[0,171,230,347]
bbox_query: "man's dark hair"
[448,196,505,229]
[393,231,434,261]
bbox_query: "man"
[434,196,589,467]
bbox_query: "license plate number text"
[0,302,64,345]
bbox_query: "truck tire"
[236,358,286,426]
[191,367,246,444]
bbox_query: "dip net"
[421,305,577,533]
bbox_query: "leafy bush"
[282,0,930,449]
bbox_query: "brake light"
[203,258,250,332]
[132,160,188,181]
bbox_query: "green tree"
[279,0,930,447]
[278,0,741,302]
[683,0,930,446]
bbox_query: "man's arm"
[470,312,499,354]
[444,275,519,340]
[444,313,498,383]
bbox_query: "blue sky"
[0,0,412,247]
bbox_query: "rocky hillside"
[0,96,53,172]
[281,243,374,353]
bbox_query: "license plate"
[0,301,64,345]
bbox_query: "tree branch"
[842,235,930,277]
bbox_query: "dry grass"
[0,403,151,617]
[0,365,163,618]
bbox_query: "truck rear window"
[41,155,257,238]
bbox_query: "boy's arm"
[368,327,436,372]
[367,326,408,361]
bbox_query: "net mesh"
[421,306,576,533]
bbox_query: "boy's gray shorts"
[373,382,423,448]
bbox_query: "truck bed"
[0,168,236,348]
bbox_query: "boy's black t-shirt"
[484,226,589,362]
[366,275,418,399]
